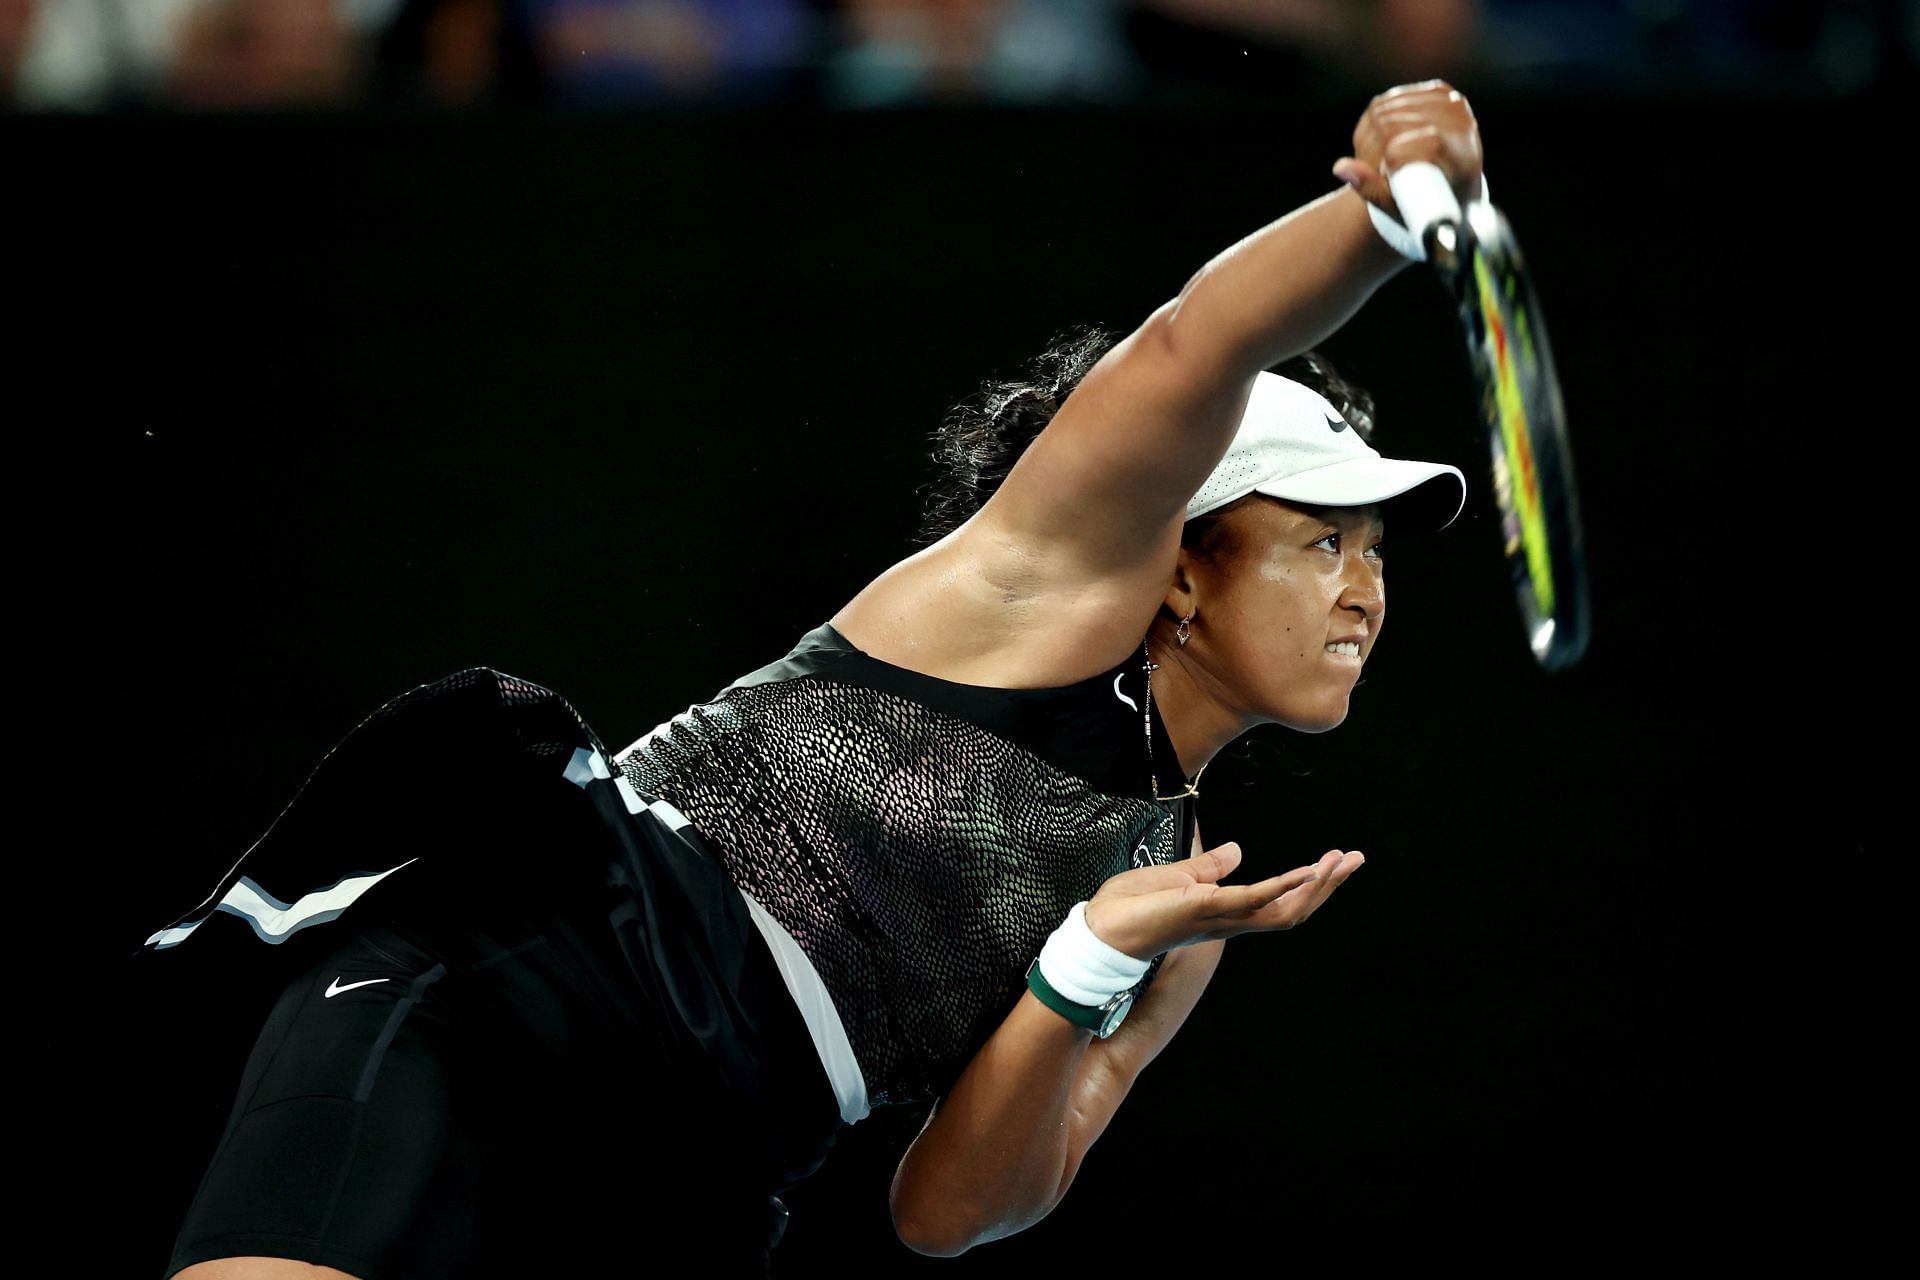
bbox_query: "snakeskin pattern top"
[617,622,1196,1108]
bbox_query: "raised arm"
[969,83,1483,581]
[888,832,1365,1256]
[828,86,1484,686]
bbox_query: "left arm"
[1063,824,1225,1171]
[890,937,1224,1257]
[891,824,1363,1253]
[1058,938,1223,1172]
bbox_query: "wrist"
[1360,172,1491,263]
[1334,186,1418,287]
[1025,961,1108,1036]
[1365,195,1427,263]
[1039,902,1151,1004]
[1029,901,1152,1040]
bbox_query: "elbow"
[1143,287,1244,390]
[890,1198,976,1258]
[1142,294,1188,364]
[893,1219,973,1259]
[892,1177,1068,1257]
[889,1168,1017,1258]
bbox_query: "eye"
[1313,532,1386,560]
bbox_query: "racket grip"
[1386,162,1464,249]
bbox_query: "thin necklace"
[1143,638,1206,802]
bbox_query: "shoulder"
[830,521,1173,689]
[833,537,1159,690]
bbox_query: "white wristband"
[1365,172,1490,263]
[1037,901,1152,1007]
[1368,200,1427,262]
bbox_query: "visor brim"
[1255,458,1466,531]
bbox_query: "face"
[1181,498,1386,733]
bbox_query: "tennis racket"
[1389,163,1591,671]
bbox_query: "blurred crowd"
[0,0,1903,110]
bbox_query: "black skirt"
[145,669,844,1279]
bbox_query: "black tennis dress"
[146,620,1197,1280]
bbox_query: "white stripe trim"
[146,922,200,949]
[563,747,612,787]
[554,767,866,1123]
[645,798,690,832]
[144,859,418,949]
[738,887,870,1124]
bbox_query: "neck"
[1146,617,1252,782]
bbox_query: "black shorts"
[162,870,813,1280]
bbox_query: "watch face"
[1098,991,1135,1039]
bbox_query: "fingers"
[1380,124,1449,176]
[1210,850,1365,934]
[1346,79,1482,211]
[1095,846,1235,899]
[1332,158,1371,185]
[1252,856,1334,904]
[1331,157,1382,197]
[1272,850,1364,926]
[1198,853,1336,919]
[1325,849,1364,890]
[1187,841,1242,882]
[1090,847,1365,956]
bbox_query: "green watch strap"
[1025,959,1108,1033]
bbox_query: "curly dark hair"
[916,326,1380,560]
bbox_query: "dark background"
[10,92,1874,1274]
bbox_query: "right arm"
[960,191,1396,595]
[983,81,1474,579]
[972,84,1484,579]
[832,86,1486,685]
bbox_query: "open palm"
[1084,843,1364,961]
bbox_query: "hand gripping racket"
[1389,163,1591,671]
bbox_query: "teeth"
[1326,642,1361,657]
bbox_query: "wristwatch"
[1026,959,1134,1040]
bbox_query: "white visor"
[1186,371,1466,530]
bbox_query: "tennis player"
[153,81,1485,1280]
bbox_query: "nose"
[1338,564,1384,622]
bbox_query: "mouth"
[1325,639,1364,661]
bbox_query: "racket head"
[1454,203,1591,671]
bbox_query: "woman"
[152,81,1484,1279]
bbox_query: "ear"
[1162,544,1201,622]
